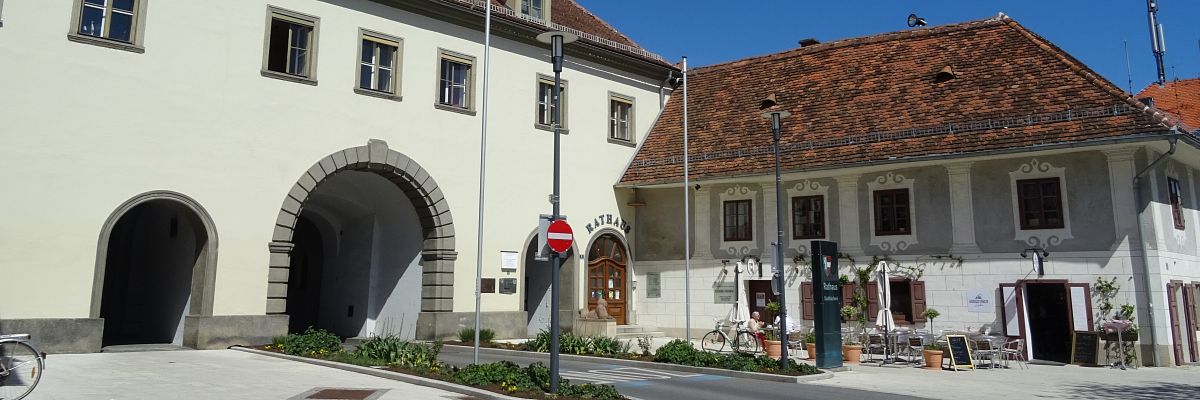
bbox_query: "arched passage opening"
[522,238,575,337]
[267,139,456,341]
[93,192,217,347]
[285,171,424,338]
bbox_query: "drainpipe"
[1132,132,1178,367]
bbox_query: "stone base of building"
[415,311,527,341]
[0,318,103,354]
[183,315,288,350]
[574,318,617,337]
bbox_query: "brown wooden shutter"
[911,280,927,322]
[801,282,814,320]
[841,284,856,321]
[866,282,880,320]
[1168,281,1184,366]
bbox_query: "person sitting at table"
[774,314,800,334]
[748,311,765,347]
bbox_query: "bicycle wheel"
[0,341,42,400]
[700,331,725,353]
[734,331,760,355]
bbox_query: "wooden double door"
[588,234,628,325]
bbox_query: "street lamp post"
[762,109,791,369]
[536,30,577,394]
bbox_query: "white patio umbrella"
[875,262,895,332]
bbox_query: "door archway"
[587,233,628,325]
[92,191,218,346]
[266,139,457,338]
[522,237,576,337]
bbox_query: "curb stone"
[441,344,836,383]
[231,347,524,400]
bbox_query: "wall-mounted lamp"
[1020,247,1050,277]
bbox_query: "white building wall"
[0,0,667,321]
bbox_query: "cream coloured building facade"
[0,0,675,352]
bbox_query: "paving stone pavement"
[26,349,466,400]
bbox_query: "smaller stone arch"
[266,139,457,317]
[91,190,219,318]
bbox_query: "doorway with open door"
[1001,281,1092,364]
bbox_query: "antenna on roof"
[1124,39,1134,95]
[1147,0,1167,85]
[907,14,927,28]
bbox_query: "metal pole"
[771,112,789,368]
[682,56,692,343]
[1147,0,1166,85]
[472,0,493,366]
[549,33,564,394]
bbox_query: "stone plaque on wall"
[714,282,736,304]
[646,272,661,298]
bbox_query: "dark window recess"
[723,200,752,241]
[481,278,496,293]
[266,18,312,76]
[873,189,911,236]
[1017,178,1065,230]
[1169,177,1185,230]
[791,195,824,239]
[819,280,926,324]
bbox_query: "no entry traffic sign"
[546,219,574,254]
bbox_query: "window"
[723,200,753,242]
[536,75,567,131]
[1169,177,1185,230]
[609,93,635,143]
[355,29,402,99]
[791,195,824,239]
[521,0,544,20]
[1016,177,1064,230]
[68,0,147,52]
[262,7,319,83]
[873,189,910,236]
[437,49,475,112]
[810,279,925,323]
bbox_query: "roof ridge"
[557,0,642,50]
[998,18,1177,130]
[687,14,1009,75]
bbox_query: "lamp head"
[907,14,927,28]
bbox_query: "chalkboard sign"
[945,335,975,371]
[1071,331,1100,366]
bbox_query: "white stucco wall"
[0,0,667,318]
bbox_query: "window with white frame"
[437,50,475,111]
[536,75,567,130]
[76,0,137,42]
[609,93,635,143]
[718,185,758,256]
[521,0,545,20]
[1169,177,1185,230]
[356,30,401,97]
[1008,159,1072,247]
[866,172,918,251]
[263,7,319,81]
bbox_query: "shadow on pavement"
[1055,381,1200,400]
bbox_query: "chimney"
[798,38,820,47]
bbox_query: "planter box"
[1100,331,1138,342]
[573,318,617,338]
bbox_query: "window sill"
[434,103,476,116]
[607,137,636,147]
[354,87,402,102]
[535,124,569,134]
[67,33,144,53]
[261,69,318,86]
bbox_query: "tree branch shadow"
[1054,381,1200,400]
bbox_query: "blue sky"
[576,0,1199,94]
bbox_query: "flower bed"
[264,329,625,400]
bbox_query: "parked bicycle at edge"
[0,334,45,400]
[701,318,760,354]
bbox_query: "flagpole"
[473,0,493,365]
[682,56,691,343]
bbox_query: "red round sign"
[546,219,574,254]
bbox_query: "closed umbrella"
[875,262,894,332]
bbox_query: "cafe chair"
[1000,339,1027,369]
[865,333,887,362]
[973,339,999,369]
[906,336,926,365]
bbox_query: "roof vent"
[1138,97,1155,107]
[934,66,957,83]
[798,38,820,47]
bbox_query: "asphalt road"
[438,345,930,400]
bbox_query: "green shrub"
[523,330,626,357]
[458,328,496,343]
[558,382,623,399]
[452,361,538,391]
[653,339,698,364]
[353,336,442,369]
[273,327,342,356]
[651,339,820,375]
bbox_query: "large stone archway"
[266,139,457,326]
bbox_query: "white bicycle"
[0,334,44,400]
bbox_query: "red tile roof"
[619,15,1175,186]
[1137,78,1200,132]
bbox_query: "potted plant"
[764,300,781,323]
[840,305,862,364]
[922,344,944,370]
[763,328,782,359]
[804,330,817,360]
[922,308,941,335]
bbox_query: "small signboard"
[481,278,496,293]
[498,278,517,294]
[966,289,993,313]
[1071,331,1101,366]
[500,251,518,272]
[945,335,975,371]
[646,272,661,298]
[713,282,736,304]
